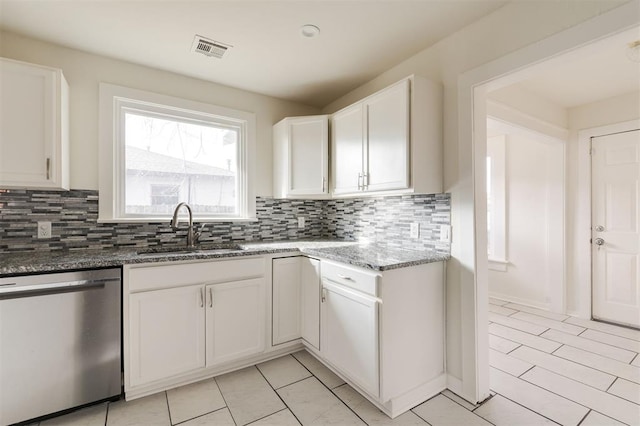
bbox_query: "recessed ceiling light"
[301,24,320,38]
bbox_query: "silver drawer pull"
[199,288,204,308]
[337,274,354,281]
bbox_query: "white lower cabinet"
[272,257,302,345]
[129,284,206,387]
[125,253,445,419]
[124,257,267,397]
[321,280,379,397]
[317,259,445,418]
[272,256,321,348]
[300,257,321,350]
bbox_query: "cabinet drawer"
[127,257,265,292]
[321,260,379,297]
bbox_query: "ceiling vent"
[191,35,231,59]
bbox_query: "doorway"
[457,2,640,402]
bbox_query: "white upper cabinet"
[365,80,410,192]
[332,104,364,195]
[273,115,329,198]
[0,58,69,190]
[331,75,442,196]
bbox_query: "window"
[150,184,180,207]
[486,133,507,271]
[99,84,256,222]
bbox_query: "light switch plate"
[37,221,52,239]
[297,216,305,229]
[410,222,420,238]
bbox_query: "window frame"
[99,83,256,223]
[486,132,508,271]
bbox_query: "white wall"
[566,90,640,315]
[322,0,630,401]
[487,130,562,309]
[0,30,320,194]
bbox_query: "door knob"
[595,225,605,232]
[594,238,605,246]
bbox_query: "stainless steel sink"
[136,243,245,255]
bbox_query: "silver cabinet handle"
[199,288,204,307]
[337,274,354,281]
[358,173,363,190]
[209,287,213,307]
[594,238,605,246]
[46,158,51,180]
[363,173,369,189]
[322,177,326,192]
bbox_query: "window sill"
[488,258,509,272]
[97,217,259,224]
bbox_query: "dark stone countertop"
[0,240,449,277]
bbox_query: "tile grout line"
[211,375,238,426]
[254,357,312,426]
[517,365,632,424]
[493,321,634,363]
[494,322,633,390]
[164,391,173,426]
[172,407,231,426]
[484,391,564,426]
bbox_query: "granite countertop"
[0,240,449,276]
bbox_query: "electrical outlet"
[297,216,305,229]
[37,221,52,239]
[440,225,451,243]
[410,222,420,238]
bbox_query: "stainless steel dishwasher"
[0,268,122,425]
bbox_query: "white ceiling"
[0,0,508,108]
[499,26,640,109]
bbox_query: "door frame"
[456,1,639,403]
[577,119,640,319]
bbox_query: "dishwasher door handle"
[0,278,118,300]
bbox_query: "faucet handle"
[194,223,207,243]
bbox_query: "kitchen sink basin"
[136,243,245,255]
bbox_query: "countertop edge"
[1,242,450,276]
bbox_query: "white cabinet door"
[206,278,266,366]
[365,80,410,192]
[332,103,364,195]
[272,257,302,345]
[289,116,328,195]
[273,115,328,198]
[301,257,321,350]
[321,280,379,397]
[0,58,68,189]
[129,285,205,387]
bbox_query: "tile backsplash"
[0,190,450,254]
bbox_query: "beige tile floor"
[32,300,640,425]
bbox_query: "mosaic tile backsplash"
[0,190,450,254]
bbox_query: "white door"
[205,278,266,366]
[321,280,379,397]
[592,129,640,328]
[364,79,410,192]
[272,257,302,345]
[301,257,321,350]
[332,103,364,194]
[129,285,206,387]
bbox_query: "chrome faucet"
[170,202,202,248]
